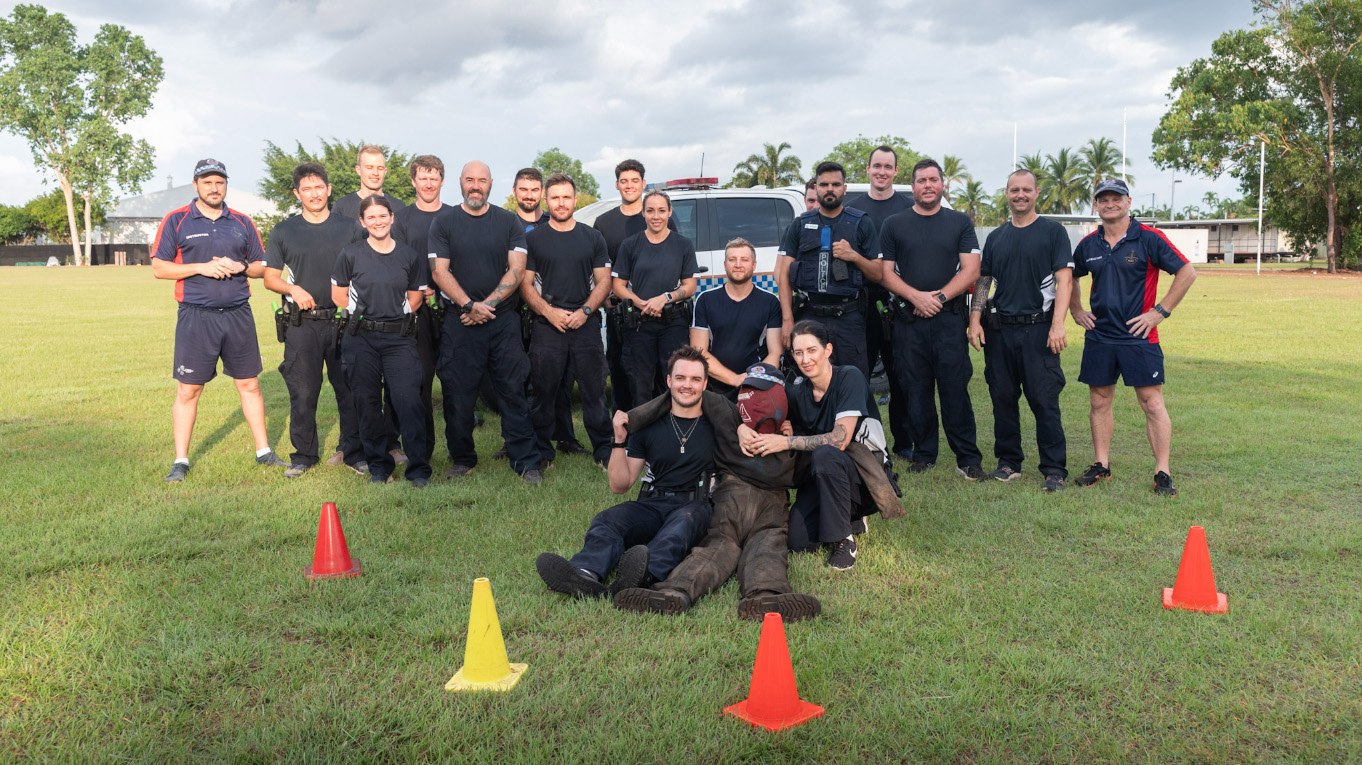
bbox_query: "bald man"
[428,161,544,484]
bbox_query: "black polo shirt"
[330,192,407,222]
[331,240,425,322]
[878,207,981,292]
[152,200,265,308]
[626,414,716,492]
[593,206,677,261]
[787,366,878,436]
[264,213,365,310]
[391,203,448,286]
[525,222,610,310]
[612,231,699,300]
[692,285,781,374]
[427,205,528,312]
[980,217,1074,315]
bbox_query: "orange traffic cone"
[723,612,823,731]
[304,502,361,579]
[1162,525,1226,613]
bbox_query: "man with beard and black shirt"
[520,173,614,470]
[536,347,715,600]
[331,145,408,222]
[846,145,916,460]
[690,238,782,399]
[262,163,367,478]
[879,158,985,480]
[776,161,881,377]
[390,154,448,456]
[593,159,676,412]
[428,161,543,484]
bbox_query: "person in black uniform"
[389,154,446,460]
[612,189,699,402]
[879,158,986,480]
[329,196,431,486]
[428,160,543,484]
[592,159,675,412]
[330,145,408,222]
[741,321,892,571]
[845,145,916,459]
[968,169,1074,491]
[689,237,782,399]
[775,161,881,377]
[520,173,614,469]
[535,346,716,598]
[262,162,367,478]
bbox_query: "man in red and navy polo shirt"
[1068,179,1197,496]
[151,159,288,482]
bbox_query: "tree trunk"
[82,192,93,266]
[58,175,81,266]
[1325,171,1339,274]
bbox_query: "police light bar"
[665,177,719,189]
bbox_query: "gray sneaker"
[163,462,190,483]
[256,451,288,468]
[445,465,474,479]
[988,465,1022,482]
[522,469,544,485]
[956,464,987,481]
[284,463,311,479]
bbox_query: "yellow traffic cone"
[445,577,528,692]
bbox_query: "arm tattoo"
[969,276,993,314]
[484,266,523,309]
[786,423,848,452]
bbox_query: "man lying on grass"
[536,346,716,598]
[612,361,823,622]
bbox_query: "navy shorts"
[173,302,263,385]
[1079,338,1165,388]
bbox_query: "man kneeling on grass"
[612,362,822,622]
[536,346,715,599]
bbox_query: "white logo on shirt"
[185,233,209,240]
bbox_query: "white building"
[101,177,279,245]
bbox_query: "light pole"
[1170,175,1182,221]
[1143,193,1156,217]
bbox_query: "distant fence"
[0,244,150,267]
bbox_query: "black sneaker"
[348,461,370,476]
[284,463,311,479]
[988,465,1022,482]
[410,476,429,488]
[522,469,544,485]
[1154,471,1178,497]
[613,587,691,615]
[609,545,651,597]
[369,473,393,484]
[163,462,190,483]
[1042,475,1066,492]
[256,451,288,468]
[491,445,509,460]
[445,465,474,479]
[957,464,986,481]
[826,536,857,570]
[536,553,605,598]
[907,461,935,474]
[557,440,590,455]
[1075,462,1112,487]
[737,593,822,623]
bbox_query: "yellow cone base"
[1162,587,1227,614]
[724,698,824,731]
[445,662,528,693]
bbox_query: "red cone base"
[305,501,362,579]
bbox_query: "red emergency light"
[665,177,719,189]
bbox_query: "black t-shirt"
[391,203,446,287]
[427,205,528,312]
[980,217,1075,315]
[593,206,677,261]
[626,414,716,492]
[263,213,364,309]
[612,231,700,300]
[845,191,914,230]
[787,366,878,436]
[692,285,781,375]
[878,207,981,292]
[330,240,425,322]
[330,192,407,223]
[525,222,611,310]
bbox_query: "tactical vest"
[790,207,866,299]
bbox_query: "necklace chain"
[669,414,700,454]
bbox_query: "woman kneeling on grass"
[739,319,900,571]
[330,196,433,486]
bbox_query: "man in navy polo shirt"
[690,237,782,400]
[1069,179,1197,496]
[151,159,288,483]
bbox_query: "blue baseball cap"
[194,158,228,179]
[1093,178,1129,197]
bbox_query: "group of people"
[150,144,1196,618]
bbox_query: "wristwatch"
[460,299,475,315]
[611,441,627,449]
[580,306,593,317]
[1153,304,1171,318]
[936,292,947,305]
[664,291,673,303]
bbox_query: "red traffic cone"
[1162,526,1226,613]
[304,502,361,579]
[723,612,823,731]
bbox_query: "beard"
[518,199,541,214]
[726,272,752,285]
[464,192,486,210]
[819,192,843,212]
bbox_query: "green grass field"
[1,267,1359,763]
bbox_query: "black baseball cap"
[741,362,784,391]
[1093,178,1129,197]
[194,158,228,179]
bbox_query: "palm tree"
[730,142,803,188]
[1077,137,1132,191]
[941,155,970,203]
[955,179,989,225]
[1044,148,1088,214]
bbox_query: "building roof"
[107,184,279,220]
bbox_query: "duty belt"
[999,309,1054,326]
[800,291,864,318]
[642,300,693,323]
[298,307,336,320]
[358,318,405,334]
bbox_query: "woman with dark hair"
[740,319,892,571]
[330,195,432,486]
[611,189,700,400]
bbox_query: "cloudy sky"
[0,0,1258,212]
